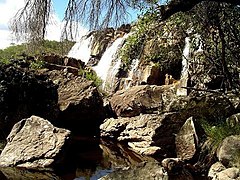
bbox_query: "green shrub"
[78,68,103,87]
[29,60,46,69]
[201,120,240,153]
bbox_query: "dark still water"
[0,137,152,180]
[0,138,208,180]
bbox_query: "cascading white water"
[177,36,191,96]
[124,58,140,89]
[68,35,94,64]
[93,34,129,90]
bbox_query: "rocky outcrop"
[101,113,188,156]
[89,25,131,62]
[217,135,240,168]
[0,64,58,138]
[0,116,70,168]
[46,70,106,135]
[42,54,85,69]
[101,85,235,157]
[110,85,235,121]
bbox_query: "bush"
[201,120,240,153]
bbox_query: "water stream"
[68,35,94,64]
[93,34,129,91]
[177,36,191,96]
[123,58,140,89]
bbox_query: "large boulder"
[0,64,58,138]
[0,116,70,168]
[46,70,106,135]
[100,113,188,156]
[110,85,176,117]
[217,135,240,168]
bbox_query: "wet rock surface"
[100,161,168,180]
[110,85,235,121]
[0,116,70,168]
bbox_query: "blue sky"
[0,0,140,49]
[52,0,68,20]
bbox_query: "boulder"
[217,168,240,180]
[208,162,240,180]
[0,116,70,168]
[208,162,226,179]
[217,135,240,168]
[161,158,194,179]
[110,85,176,117]
[175,117,198,160]
[100,113,188,156]
[46,70,106,135]
[0,64,58,138]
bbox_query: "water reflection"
[0,138,152,180]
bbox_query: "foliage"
[190,2,240,91]
[120,10,188,70]
[78,68,103,87]
[201,120,240,153]
[29,60,46,69]
[0,40,74,61]
[0,44,26,63]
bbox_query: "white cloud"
[0,0,25,49]
[0,0,89,50]
[0,0,68,49]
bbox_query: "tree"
[11,0,240,42]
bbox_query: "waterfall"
[177,36,191,96]
[124,58,140,89]
[68,35,94,64]
[93,34,129,91]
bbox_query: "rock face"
[175,117,198,160]
[110,85,235,121]
[0,116,70,168]
[101,113,187,156]
[0,64,58,138]
[101,85,234,156]
[110,85,176,117]
[217,135,240,168]
[46,70,106,135]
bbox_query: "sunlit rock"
[0,115,70,168]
